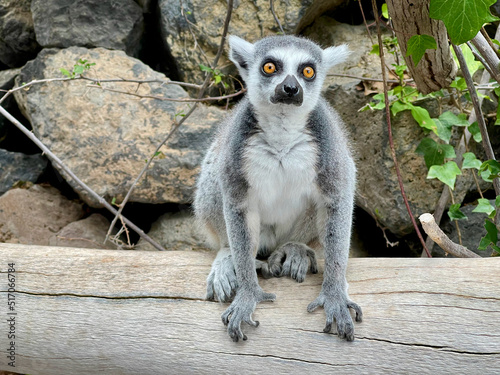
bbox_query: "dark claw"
[323,323,332,333]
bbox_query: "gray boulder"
[14,47,224,207]
[0,149,47,194]
[49,213,117,249]
[137,209,209,251]
[159,0,310,85]
[0,0,40,67]
[0,184,83,245]
[0,68,21,140]
[31,0,144,56]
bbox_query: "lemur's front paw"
[221,287,276,342]
[307,289,362,341]
[206,253,238,302]
[268,242,318,282]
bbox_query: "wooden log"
[0,243,499,374]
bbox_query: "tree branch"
[419,213,480,258]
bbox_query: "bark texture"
[386,0,456,94]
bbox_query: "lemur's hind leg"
[207,249,273,301]
[206,248,238,302]
[268,242,318,283]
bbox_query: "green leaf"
[409,104,437,132]
[439,111,469,127]
[390,100,412,116]
[448,203,468,221]
[434,119,452,142]
[406,34,437,66]
[430,0,499,45]
[451,45,484,76]
[496,195,500,207]
[462,152,482,169]
[450,77,467,91]
[478,219,499,251]
[434,111,469,142]
[427,161,462,189]
[473,198,496,215]
[199,64,213,73]
[468,121,482,142]
[370,44,380,56]
[381,3,389,19]
[73,65,85,75]
[496,102,500,125]
[60,68,72,78]
[479,159,500,182]
[416,138,456,169]
[111,197,117,205]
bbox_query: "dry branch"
[419,213,480,257]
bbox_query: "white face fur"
[228,35,350,117]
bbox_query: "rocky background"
[0,0,498,258]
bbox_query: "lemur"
[194,35,362,342]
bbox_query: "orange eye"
[303,66,315,79]
[263,62,276,74]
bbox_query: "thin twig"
[470,32,500,84]
[0,104,167,251]
[371,0,431,258]
[105,0,235,244]
[327,72,414,84]
[87,84,246,102]
[270,0,285,34]
[466,42,497,81]
[358,0,374,45]
[0,76,202,106]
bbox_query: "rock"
[31,0,145,56]
[0,0,40,67]
[0,68,19,88]
[15,47,224,207]
[303,16,396,88]
[0,68,21,141]
[159,0,311,85]
[0,149,47,194]
[137,209,209,251]
[0,184,83,245]
[49,213,117,249]
[440,200,498,257]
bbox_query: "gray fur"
[194,35,362,342]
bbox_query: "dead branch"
[419,213,481,257]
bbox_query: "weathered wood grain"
[0,243,499,374]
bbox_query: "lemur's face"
[229,35,350,115]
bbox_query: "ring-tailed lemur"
[194,35,362,342]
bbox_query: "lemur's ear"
[229,35,255,79]
[323,44,350,69]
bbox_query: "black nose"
[283,82,299,96]
[271,75,303,106]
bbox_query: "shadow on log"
[0,243,499,374]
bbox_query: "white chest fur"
[243,119,318,227]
